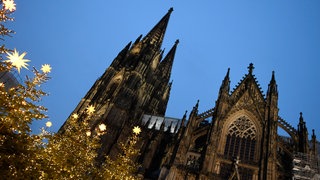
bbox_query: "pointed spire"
[176,111,187,134]
[142,8,174,49]
[297,112,309,153]
[181,110,187,126]
[299,112,304,123]
[195,99,199,110]
[133,34,143,45]
[270,71,276,83]
[158,39,179,82]
[110,41,132,67]
[311,129,317,155]
[312,129,316,139]
[190,100,199,117]
[267,71,278,97]
[312,129,316,137]
[219,68,230,97]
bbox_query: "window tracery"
[227,116,256,139]
[224,116,257,163]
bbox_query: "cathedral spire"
[299,112,304,123]
[311,129,318,156]
[142,8,173,50]
[158,39,179,82]
[110,41,132,68]
[190,100,199,117]
[218,68,230,98]
[266,71,278,97]
[297,112,309,153]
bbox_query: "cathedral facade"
[60,8,319,179]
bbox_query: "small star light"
[86,105,95,114]
[41,64,51,73]
[72,113,79,119]
[45,121,52,128]
[98,123,106,131]
[3,0,16,12]
[5,49,30,73]
[86,131,91,137]
[133,126,141,135]
[21,101,26,106]
[0,82,4,88]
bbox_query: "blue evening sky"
[6,1,320,137]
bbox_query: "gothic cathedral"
[60,8,319,180]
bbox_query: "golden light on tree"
[100,126,142,179]
[45,121,52,127]
[86,105,95,114]
[0,1,142,179]
[4,49,30,73]
[2,0,16,12]
[41,64,52,73]
[71,113,79,119]
[133,126,141,135]
[98,123,107,132]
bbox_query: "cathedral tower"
[60,8,178,159]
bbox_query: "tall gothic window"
[224,116,256,162]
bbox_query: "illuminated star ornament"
[86,131,91,137]
[41,64,52,73]
[45,121,52,128]
[72,113,79,119]
[3,0,16,12]
[86,105,95,114]
[133,126,141,135]
[98,123,106,131]
[5,49,30,73]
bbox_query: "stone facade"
[161,64,318,180]
[60,8,319,179]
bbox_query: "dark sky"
[7,1,320,137]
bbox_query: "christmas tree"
[100,126,142,180]
[0,1,49,178]
[0,1,142,179]
[39,111,106,179]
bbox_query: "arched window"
[224,116,256,162]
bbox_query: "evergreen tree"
[0,1,50,178]
[39,112,106,179]
[0,1,142,179]
[100,126,142,180]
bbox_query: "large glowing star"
[72,113,79,119]
[86,105,95,114]
[99,124,106,131]
[3,0,16,12]
[46,121,52,128]
[5,49,30,73]
[133,126,141,135]
[41,64,52,73]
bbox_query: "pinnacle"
[248,63,254,74]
